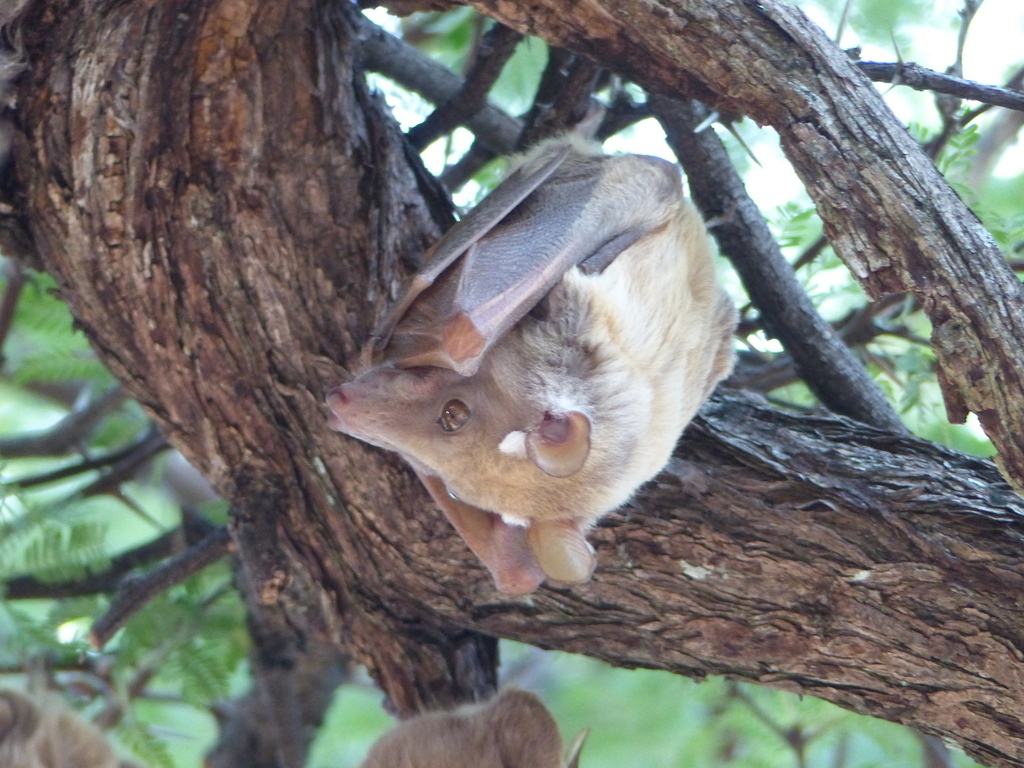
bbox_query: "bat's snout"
[325,386,353,432]
[326,386,349,408]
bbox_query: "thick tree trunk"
[11,0,495,717]
[7,0,1024,767]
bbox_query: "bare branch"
[0,386,127,458]
[9,427,167,491]
[791,233,829,272]
[4,508,218,601]
[356,15,521,154]
[653,96,906,432]
[406,24,522,151]
[953,0,984,78]
[4,529,181,600]
[88,526,231,649]
[857,61,1024,113]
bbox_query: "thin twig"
[5,529,180,599]
[4,513,219,599]
[731,294,926,393]
[928,0,984,157]
[857,61,1024,113]
[0,386,127,458]
[953,0,984,78]
[791,233,830,272]
[442,48,611,190]
[652,96,906,432]
[88,526,231,649]
[834,0,853,45]
[359,15,644,192]
[9,425,166,489]
[357,15,521,154]
[76,430,169,498]
[406,23,522,151]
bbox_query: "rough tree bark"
[5,0,1024,767]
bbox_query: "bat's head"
[325,350,630,588]
[325,361,601,512]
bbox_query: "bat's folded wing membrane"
[376,149,676,376]
[364,143,572,367]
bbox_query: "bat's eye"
[438,399,471,432]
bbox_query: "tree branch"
[0,386,126,458]
[357,15,522,154]
[5,534,173,600]
[206,632,349,768]
[653,96,905,432]
[855,62,1024,114]
[8,427,167,491]
[88,526,231,649]
[406,23,522,151]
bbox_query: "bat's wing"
[369,144,673,376]
[363,142,572,371]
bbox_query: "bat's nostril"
[325,387,349,409]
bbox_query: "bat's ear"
[565,728,590,768]
[526,411,591,477]
[527,519,596,583]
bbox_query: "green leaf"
[117,718,176,768]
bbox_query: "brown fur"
[0,690,137,768]
[360,689,583,768]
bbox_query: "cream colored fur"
[426,140,735,523]
[329,137,736,581]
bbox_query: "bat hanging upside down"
[327,135,736,594]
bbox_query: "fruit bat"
[359,689,587,768]
[0,689,140,768]
[327,135,736,594]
